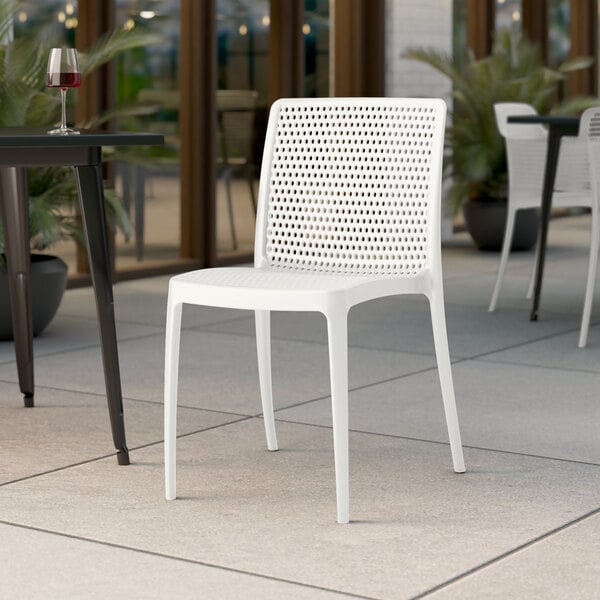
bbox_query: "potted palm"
[404,30,598,250]
[0,1,162,339]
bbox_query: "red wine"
[46,72,81,88]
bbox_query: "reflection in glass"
[304,0,329,97]
[548,0,570,68]
[216,0,270,258]
[216,0,330,260]
[114,1,182,270]
[495,0,522,32]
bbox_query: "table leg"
[0,167,34,407]
[74,165,130,465]
[134,165,145,261]
[530,130,562,321]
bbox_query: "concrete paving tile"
[0,523,346,600]
[0,524,344,600]
[1,420,599,600]
[276,359,600,464]
[0,381,243,484]
[200,297,577,359]
[60,275,246,329]
[481,326,600,370]
[440,235,506,280]
[428,512,600,599]
[0,314,162,365]
[0,330,437,415]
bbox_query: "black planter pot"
[0,254,68,341]
[462,197,539,252]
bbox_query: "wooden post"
[179,0,217,266]
[332,0,385,96]
[466,0,495,58]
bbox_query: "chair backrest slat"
[254,98,446,276]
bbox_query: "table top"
[0,128,164,148]
[508,114,579,127]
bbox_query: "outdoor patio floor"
[1,214,600,599]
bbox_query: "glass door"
[214,0,330,262]
[215,0,270,260]
[113,0,182,272]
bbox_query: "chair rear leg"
[578,206,600,347]
[247,170,257,213]
[326,311,350,524]
[429,291,465,473]
[489,206,517,312]
[224,174,238,250]
[526,235,542,300]
[255,310,278,450]
[164,296,183,500]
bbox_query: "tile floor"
[1,215,600,599]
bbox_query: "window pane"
[549,0,570,67]
[216,0,269,259]
[304,0,329,97]
[114,0,182,270]
[495,0,522,32]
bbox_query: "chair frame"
[164,97,465,523]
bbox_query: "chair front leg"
[164,296,183,500]
[326,310,350,524]
[578,202,600,348]
[255,309,278,450]
[429,289,465,474]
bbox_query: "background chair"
[489,103,600,347]
[216,89,259,250]
[164,97,465,524]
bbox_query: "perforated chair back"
[579,107,600,196]
[254,98,446,277]
[494,103,548,197]
[555,107,600,195]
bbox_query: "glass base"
[47,127,80,135]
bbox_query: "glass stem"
[60,87,67,130]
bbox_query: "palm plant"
[0,0,162,260]
[405,30,598,214]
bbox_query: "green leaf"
[403,29,598,214]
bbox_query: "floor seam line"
[0,520,375,600]
[271,417,600,468]
[0,417,255,488]
[410,505,600,599]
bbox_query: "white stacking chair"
[561,107,600,347]
[164,97,465,524]
[489,103,600,347]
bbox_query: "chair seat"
[171,266,427,312]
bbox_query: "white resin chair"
[164,97,465,524]
[490,103,600,347]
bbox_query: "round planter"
[0,254,68,340]
[462,197,539,252]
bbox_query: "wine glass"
[46,48,81,135]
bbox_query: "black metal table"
[507,115,580,321]
[0,128,164,465]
